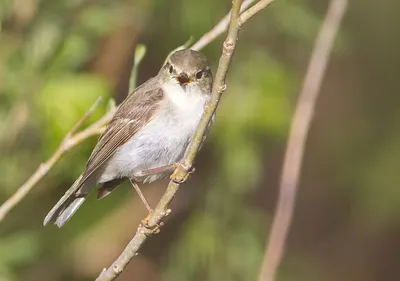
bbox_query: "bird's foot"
[140,210,170,235]
[170,162,195,184]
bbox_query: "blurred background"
[0,0,399,280]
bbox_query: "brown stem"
[95,0,277,279]
[191,0,255,51]
[191,0,276,51]
[257,0,348,280]
[239,0,275,26]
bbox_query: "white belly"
[99,82,208,183]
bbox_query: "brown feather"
[43,84,164,226]
[78,86,164,193]
[97,178,125,199]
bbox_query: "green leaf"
[134,44,147,66]
[163,37,194,65]
[129,44,147,91]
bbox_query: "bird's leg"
[133,162,195,234]
[138,162,195,177]
[130,179,164,234]
[129,179,152,213]
[137,163,177,176]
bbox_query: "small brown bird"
[44,49,213,227]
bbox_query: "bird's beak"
[176,73,192,85]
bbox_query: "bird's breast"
[162,82,208,119]
[101,83,209,183]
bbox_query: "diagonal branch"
[191,0,275,51]
[257,0,348,280]
[0,40,149,222]
[191,0,255,51]
[239,0,275,25]
[95,0,276,280]
[0,98,115,221]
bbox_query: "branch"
[191,0,275,51]
[0,41,146,222]
[239,0,275,26]
[257,0,348,281]
[96,0,276,280]
[191,0,255,51]
[0,98,115,221]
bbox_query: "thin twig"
[191,0,255,51]
[66,97,104,139]
[239,0,275,26]
[191,0,275,52]
[257,1,348,281]
[0,98,114,221]
[96,0,275,279]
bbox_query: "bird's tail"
[43,174,88,228]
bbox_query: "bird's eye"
[196,71,203,79]
[169,65,174,74]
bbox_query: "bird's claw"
[170,162,195,183]
[140,211,163,235]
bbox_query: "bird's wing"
[79,85,164,190]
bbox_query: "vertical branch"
[95,1,246,280]
[96,1,279,279]
[257,0,348,281]
[182,0,243,164]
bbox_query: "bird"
[43,49,213,227]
